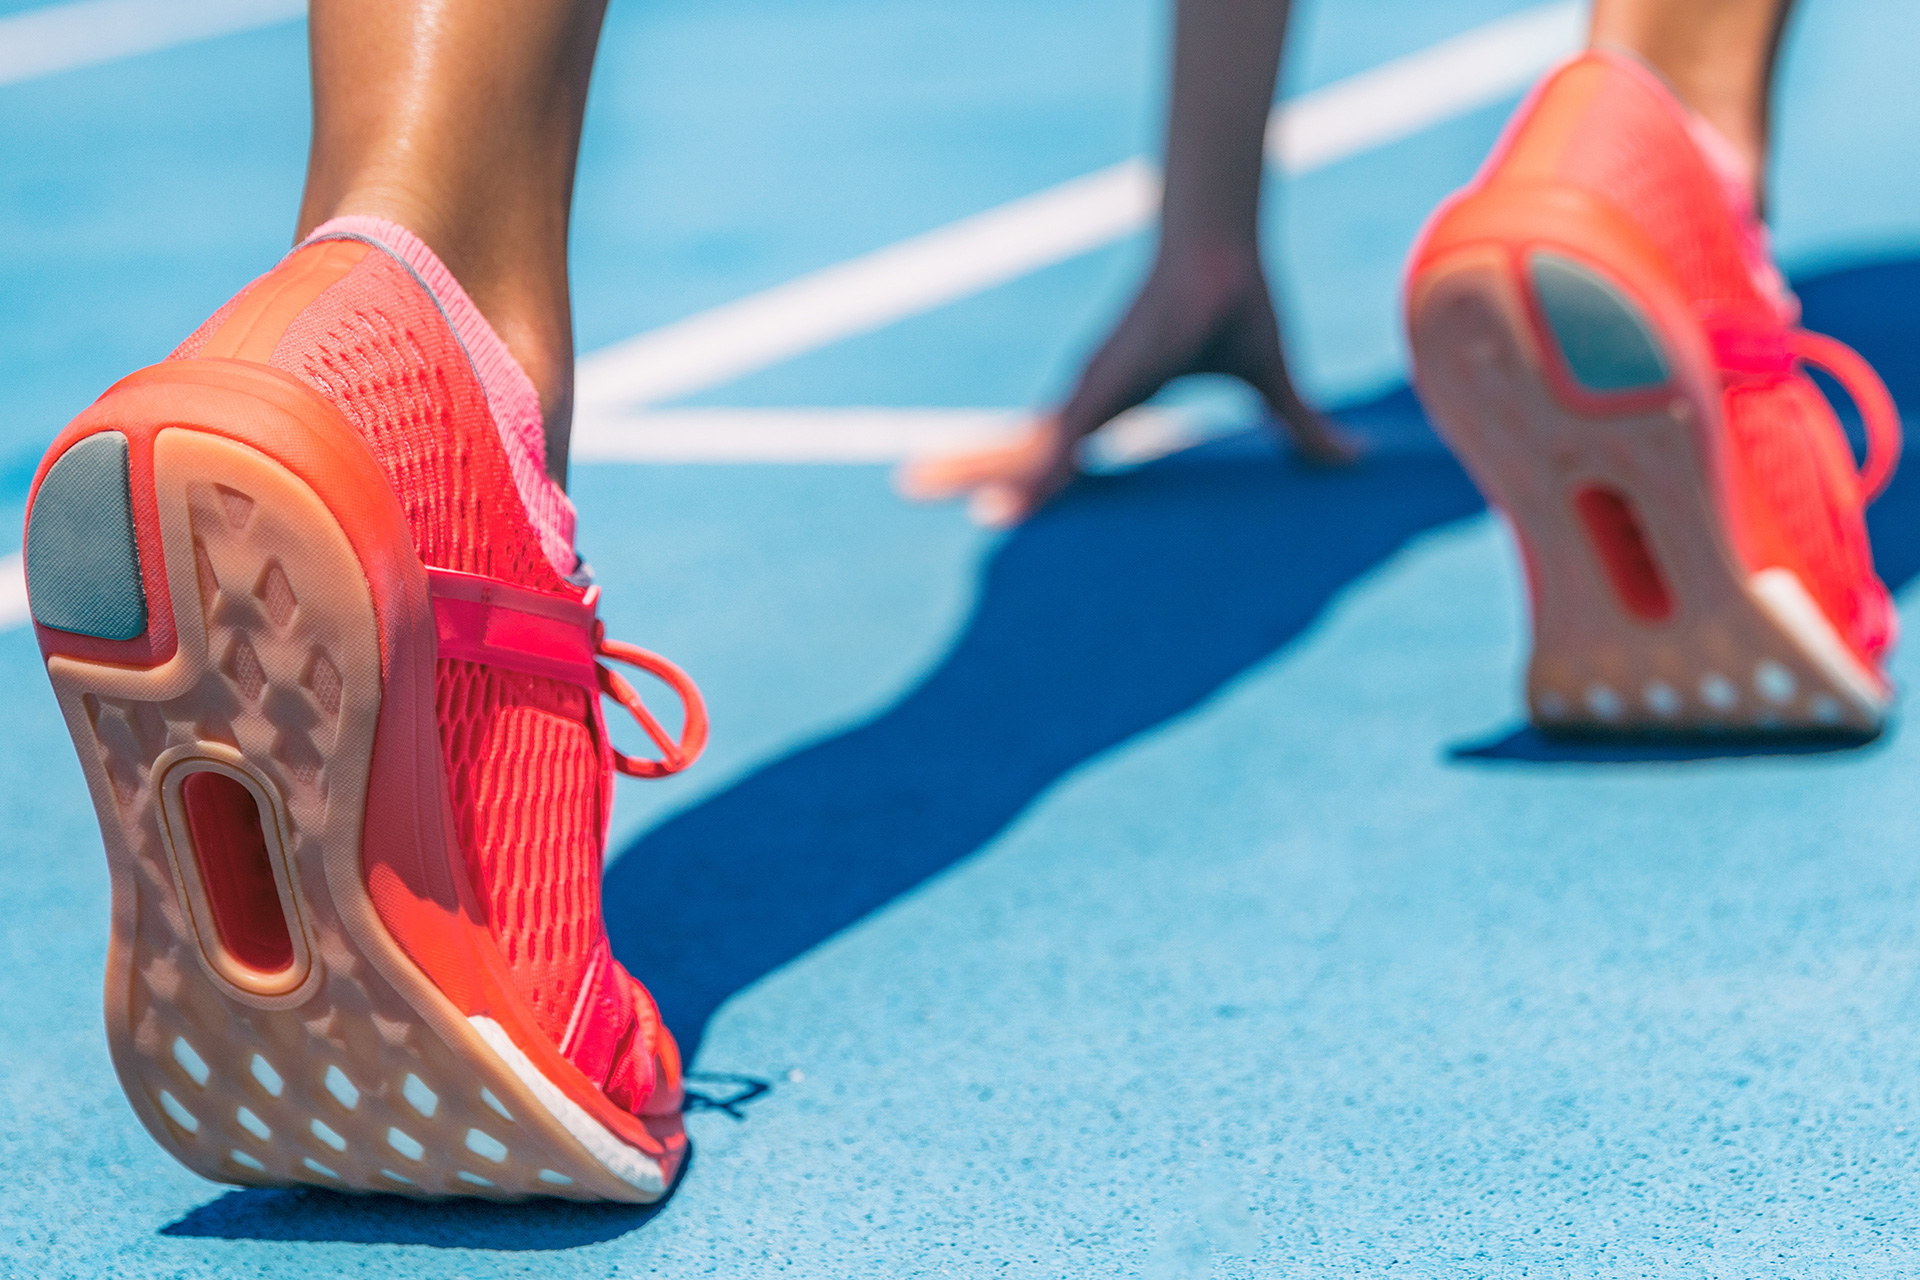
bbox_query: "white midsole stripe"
[1749,566,1889,717]
[467,1014,668,1197]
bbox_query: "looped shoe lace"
[1786,329,1903,504]
[593,627,710,777]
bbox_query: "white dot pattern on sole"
[231,1149,266,1173]
[323,1065,360,1110]
[387,1127,425,1161]
[1584,683,1622,720]
[158,1090,199,1133]
[302,1158,338,1179]
[466,1128,510,1164]
[381,1169,414,1185]
[1642,680,1680,717]
[480,1088,514,1123]
[310,1118,347,1152]
[322,1074,360,1113]
[236,1106,271,1141]
[1754,660,1796,705]
[457,1171,495,1187]
[1812,695,1844,724]
[538,1169,574,1186]
[171,1037,210,1087]
[402,1073,439,1119]
[1699,673,1738,711]
[250,1054,284,1098]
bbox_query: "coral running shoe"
[24,218,707,1200]
[1406,51,1900,735]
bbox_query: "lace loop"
[1787,329,1902,504]
[594,631,709,778]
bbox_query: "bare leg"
[899,0,1357,527]
[1591,0,1795,198]
[297,0,609,484]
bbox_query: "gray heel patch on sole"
[26,431,149,640]
[1528,252,1670,394]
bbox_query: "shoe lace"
[593,625,709,778]
[426,566,710,780]
[1786,330,1902,504]
[1707,315,1902,504]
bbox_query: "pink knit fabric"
[299,215,579,575]
[1682,114,1795,323]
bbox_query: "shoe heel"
[1524,250,1671,398]
[24,431,148,641]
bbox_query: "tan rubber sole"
[1409,246,1888,736]
[45,423,668,1201]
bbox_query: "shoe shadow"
[610,254,1920,1065]
[604,394,1484,1061]
[158,1167,678,1250]
[1450,725,1880,763]
[1448,253,1920,766]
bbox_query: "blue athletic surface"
[7,0,1920,1275]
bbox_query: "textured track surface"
[9,0,1920,1276]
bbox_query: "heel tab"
[193,239,371,365]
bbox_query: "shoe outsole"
[1409,242,1889,736]
[31,364,673,1201]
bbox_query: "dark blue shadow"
[1451,725,1880,763]
[606,395,1483,1059]
[159,1150,686,1248]
[608,254,1920,1060]
[1809,256,1920,591]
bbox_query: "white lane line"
[574,2,1582,420]
[0,554,26,632]
[0,0,305,87]
[576,161,1159,421]
[572,405,1214,467]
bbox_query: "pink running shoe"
[25,218,706,1200]
[1407,51,1900,734]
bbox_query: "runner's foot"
[1406,51,1899,735]
[26,218,705,1200]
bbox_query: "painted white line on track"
[572,405,1213,467]
[0,0,305,86]
[0,5,1582,631]
[574,2,1582,420]
[576,161,1160,421]
[0,555,27,633]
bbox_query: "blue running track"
[7,0,1920,1274]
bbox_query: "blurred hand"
[896,245,1360,527]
